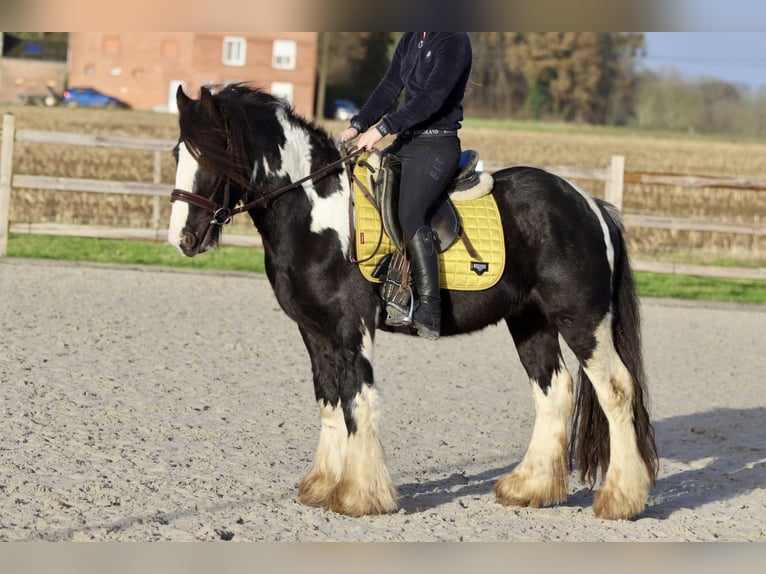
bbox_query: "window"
[161,39,179,58]
[272,40,296,70]
[223,36,247,67]
[270,82,293,104]
[103,36,120,55]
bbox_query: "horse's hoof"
[592,486,646,520]
[297,472,339,508]
[324,480,399,517]
[493,470,567,509]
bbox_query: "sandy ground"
[0,257,764,542]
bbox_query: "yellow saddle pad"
[352,157,505,291]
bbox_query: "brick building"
[68,32,318,116]
[64,33,318,115]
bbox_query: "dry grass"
[3,105,765,265]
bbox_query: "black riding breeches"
[385,135,461,242]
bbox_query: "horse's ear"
[199,86,222,124]
[176,85,193,113]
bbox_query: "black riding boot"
[408,225,441,340]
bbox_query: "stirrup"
[385,285,415,326]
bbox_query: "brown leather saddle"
[362,149,485,254]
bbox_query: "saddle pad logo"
[470,262,489,276]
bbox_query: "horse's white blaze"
[568,181,615,273]
[584,314,650,512]
[275,109,351,256]
[168,142,198,252]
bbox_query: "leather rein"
[170,146,365,227]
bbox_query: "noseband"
[171,181,233,227]
[170,146,365,228]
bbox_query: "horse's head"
[168,85,249,257]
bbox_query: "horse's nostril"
[179,230,199,256]
[181,230,196,247]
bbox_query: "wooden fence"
[1,113,765,280]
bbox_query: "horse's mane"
[179,83,335,190]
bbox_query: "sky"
[641,32,766,90]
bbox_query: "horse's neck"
[253,140,352,259]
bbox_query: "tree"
[320,33,648,127]
[318,33,392,112]
[465,32,645,124]
[348,33,393,104]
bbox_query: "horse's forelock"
[178,90,254,189]
[177,83,333,192]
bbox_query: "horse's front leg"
[297,321,398,516]
[297,326,346,507]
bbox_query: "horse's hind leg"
[573,315,652,520]
[494,309,574,508]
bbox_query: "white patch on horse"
[360,321,374,367]
[333,384,398,514]
[568,181,615,273]
[528,365,573,486]
[494,360,573,507]
[298,398,346,507]
[168,142,197,252]
[312,400,347,483]
[275,108,351,255]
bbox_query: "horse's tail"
[570,201,659,487]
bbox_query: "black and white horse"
[168,84,658,520]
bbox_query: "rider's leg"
[396,136,460,339]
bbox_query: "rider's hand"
[338,127,359,144]
[357,127,384,151]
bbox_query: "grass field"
[6,234,766,305]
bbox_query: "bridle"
[170,146,365,229]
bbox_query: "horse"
[168,83,658,520]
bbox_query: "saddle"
[361,149,494,254]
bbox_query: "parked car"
[325,99,359,120]
[60,87,131,109]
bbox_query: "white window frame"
[270,81,294,104]
[223,36,247,67]
[272,39,296,70]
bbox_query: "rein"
[170,147,365,226]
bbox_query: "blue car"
[325,99,359,120]
[61,87,131,109]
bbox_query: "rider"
[339,32,473,340]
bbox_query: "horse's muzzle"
[179,229,201,257]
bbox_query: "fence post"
[605,154,625,211]
[152,149,162,239]
[0,114,16,257]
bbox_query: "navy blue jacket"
[350,32,472,136]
